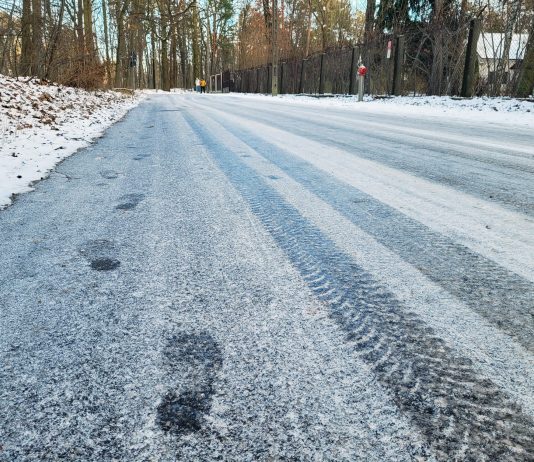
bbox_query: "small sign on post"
[357,63,367,102]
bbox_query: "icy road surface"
[1,93,533,461]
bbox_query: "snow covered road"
[1,93,533,460]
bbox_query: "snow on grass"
[0,75,142,208]
[217,93,534,128]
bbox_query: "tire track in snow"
[209,95,534,157]
[184,110,534,461]
[137,100,431,460]
[196,98,534,216]
[191,106,534,419]
[188,104,534,352]
[198,106,534,284]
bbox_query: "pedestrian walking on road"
[195,78,201,93]
[200,79,207,93]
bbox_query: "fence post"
[280,62,285,94]
[271,0,279,96]
[392,35,405,96]
[461,18,481,97]
[299,59,306,94]
[319,53,326,94]
[349,46,358,95]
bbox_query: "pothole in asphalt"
[116,193,145,210]
[100,170,119,179]
[90,258,120,271]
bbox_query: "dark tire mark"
[202,114,534,352]
[186,113,534,461]
[157,332,222,436]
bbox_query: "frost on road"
[1,94,533,461]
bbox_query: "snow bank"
[220,93,534,128]
[0,75,142,208]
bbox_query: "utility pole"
[271,0,279,96]
[392,35,405,96]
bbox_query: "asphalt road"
[1,93,533,461]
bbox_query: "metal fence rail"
[222,20,531,98]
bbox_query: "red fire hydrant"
[357,65,367,101]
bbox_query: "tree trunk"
[171,27,178,88]
[178,26,188,88]
[192,0,201,80]
[43,0,65,79]
[151,27,158,89]
[304,0,312,57]
[114,6,128,87]
[160,11,170,91]
[31,0,42,76]
[262,0,272,40]
[21,0,32,75]
[364,0,375,46]
[137,30,145,89]
[83,0,94,61]
[77,0,84,53]
[429,0,444,95]
[102,0,111,83]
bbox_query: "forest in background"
[0,0,533,96]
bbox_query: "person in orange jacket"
[200,79,207,93]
